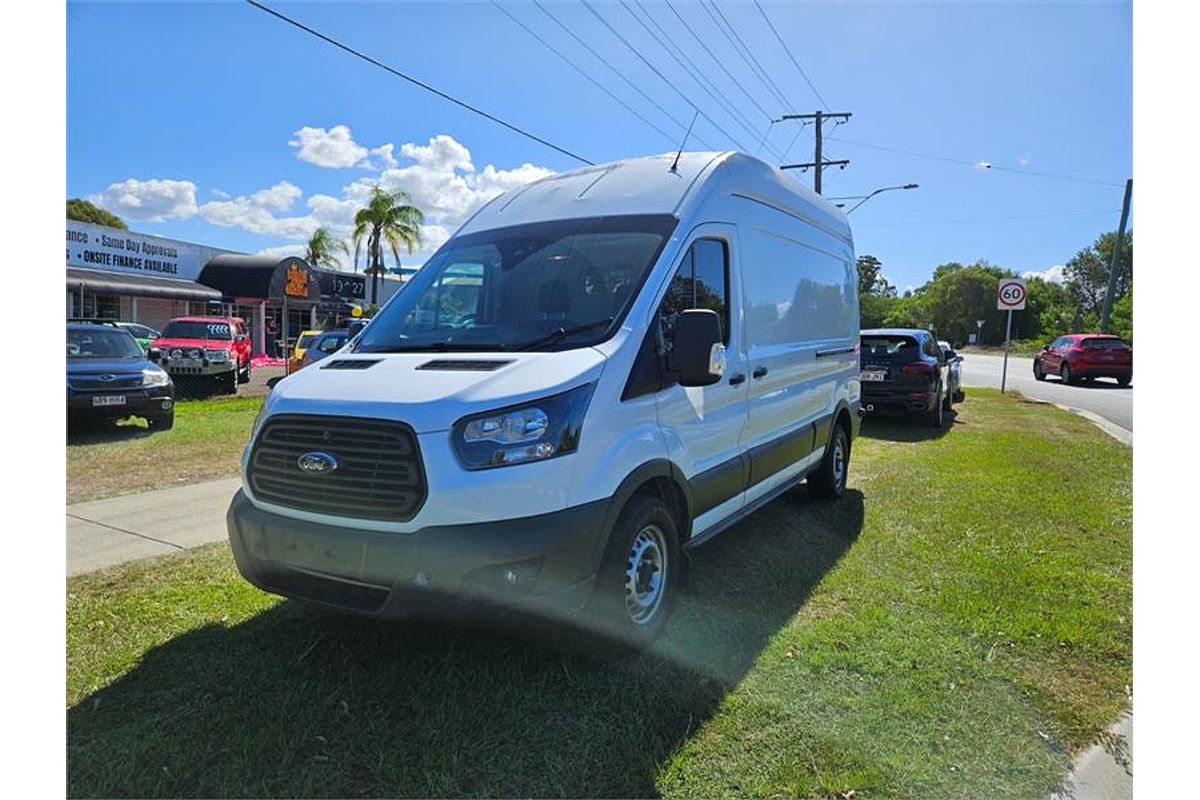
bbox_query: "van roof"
[457,151,849,241]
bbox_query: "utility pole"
[779,111,852,194]
[1099,178,1133,333]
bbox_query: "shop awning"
[198,254,322,302]
[66,267,222,301]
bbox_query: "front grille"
[69,374,144,391]
[248,414,426,522]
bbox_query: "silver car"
[938,340,965,403]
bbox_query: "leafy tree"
[856,254,898,328]
[303,226,350,270]
[1109,285,1132,342]
[352,187,424,304]
[1063,230,1133,320]
[67,198,127,230]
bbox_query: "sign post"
[996,278,1027,393]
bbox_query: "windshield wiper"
[515,318,615,351]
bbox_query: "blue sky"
[66,0,1131,291]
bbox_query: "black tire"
[238,362,251,384]
[1116,375,1131,387]
[953,389,965,404]
[583,493,680,650]
[927,386,945,428]
[147,412,174,431]
[1060,363,1074,385]
[1033,360,1046,381]
[219,370,238,395]
[807,420,850,500]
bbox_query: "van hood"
[263,349,607,433]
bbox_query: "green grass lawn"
[66,389,1131,798]
[67,395,263,504]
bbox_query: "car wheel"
[1060,363,1075,384]
[238,362,251,384]
[928,386,944,428]
[1117,375,1131,387]
[147,412,174,431]
[221,371,238,395]
[584,493,680,650]
[807,421,850,500]
[1033,360,1046,381]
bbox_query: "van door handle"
[728,373,746,386]
[752,366,768,379]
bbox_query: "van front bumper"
[226,490,609,623]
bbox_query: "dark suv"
[67,322,175,430]
[860,328,956,427]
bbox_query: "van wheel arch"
[602,461,693,581]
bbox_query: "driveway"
[960,352,1132,432]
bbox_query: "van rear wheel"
[807,422,850,500]
[584,493,679,650]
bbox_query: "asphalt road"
[959,352,1133,432]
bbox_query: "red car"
[1033,333,1132,386]
[151,316,252,394]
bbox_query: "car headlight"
[142,368,171,387]
[206,348,230,361]
[452,383,595,470]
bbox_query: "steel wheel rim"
[832,434,846,487]
[624,524,668,626]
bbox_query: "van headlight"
[452,383,595,470]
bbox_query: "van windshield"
[354,214,678,353]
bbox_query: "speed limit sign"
[997,278,1027,311]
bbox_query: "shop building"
[66,220,405,356]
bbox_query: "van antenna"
[670,110,699,173]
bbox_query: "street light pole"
[846,183,919,214]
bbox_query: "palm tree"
[352,187,424,304]
[303,226,351,270]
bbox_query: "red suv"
[151,316,252,394]
[1034,333,1132,386]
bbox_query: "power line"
[857,209,1124,227]
[754,0,829,110]
[244,0,594,165]
[699,0,791,110]
[490,2,681,148]
[533,0,712,149]
[655,0,775,127]
[827,136,1124,187]
[580,0,751,152]
[618,0,782,158]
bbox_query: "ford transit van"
[227,151,861,647]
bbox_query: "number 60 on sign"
[997,278,1027,311]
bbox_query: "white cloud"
[257,243,306,259]
[94,178,198,221]
[199,180,313,239]
[180,133,553,264]
[289,125,369,168]
[1023,264,1065,284]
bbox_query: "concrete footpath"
[67,476,240,576]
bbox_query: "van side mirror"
[148,348,162,363]
[668,309,726,387]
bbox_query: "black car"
[859,328,957,427]
[67,322,175,430]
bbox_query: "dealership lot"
[67,390,1131,799]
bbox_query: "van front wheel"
[808,422,850,500]
[584,493,680,650]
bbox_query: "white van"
[228,151,861,647]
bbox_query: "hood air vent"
[416,359,514,372]
[321,359,381,370]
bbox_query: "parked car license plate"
[172,358,200,368]
[861,370,886,382]
[92,395,126,407]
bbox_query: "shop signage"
[67,220,228,282]
[284,263,310,298]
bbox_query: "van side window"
[660,238,729,354]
